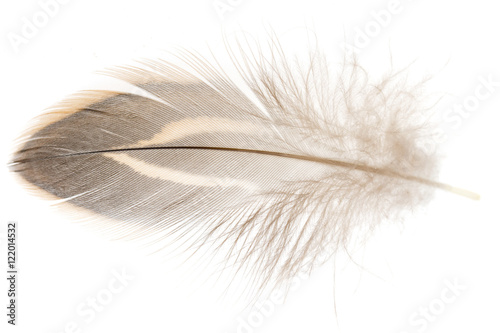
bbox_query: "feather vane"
[10,40,478,291]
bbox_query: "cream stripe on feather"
[103,152,259,191]
[126,117,262,148]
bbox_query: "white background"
[1,0,499,332]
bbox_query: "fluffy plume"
[10,36,478,294]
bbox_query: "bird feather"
[10,37,478,293]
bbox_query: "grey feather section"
[10,43,476,292]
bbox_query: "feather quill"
[10,37,478,293]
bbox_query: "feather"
[9,37,478,293]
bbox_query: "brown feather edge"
[9,90,186,246]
